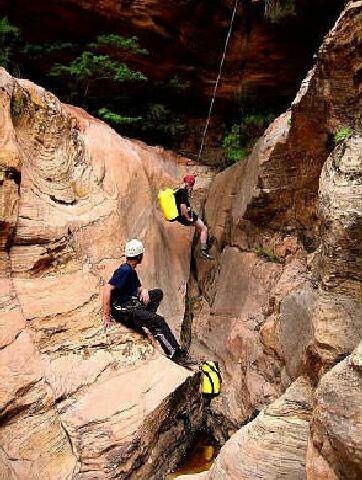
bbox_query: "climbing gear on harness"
[111,296,148,338]
[183,174,195,185]
[125,239,145,257]
[112,296,144,314]
[197,0,240,161]
[200,361,222,397]
[158,188,179,221]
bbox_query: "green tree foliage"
[98,107,141,125]
[0,17,21,73]
[222,113,275,165]
[50,51,146,84]
[334,128,351,144]
[168,75,190,90]
[254,245,281,263]
[89,34,149,56]
[1,17,189,152]
[22,42,73,58]
[222,125,246,162]
[143,103,186,137]
[264,0,296,22]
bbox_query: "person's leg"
[133,309,181,357]
[146,289,163,313]
[194,219,208,246]
[130,309,198,367]
[111,308,147,337]
[194,219,214,259]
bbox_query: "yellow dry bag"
[158,188,179,221]
[201,361,222,397]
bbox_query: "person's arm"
[103,283,115,329]
[138,285,150,305]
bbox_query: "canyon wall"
[188,1,362,477]
[0,1,361,479]
[0,0,344,160]
[0,0,342,105]
[0,68,213,478]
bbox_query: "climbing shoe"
[201,250,214,260]
[172,350,199,369]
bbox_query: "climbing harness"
[200,361,222,397]
[197,0,240,161]
[158,188,179,221]
[112,296,145,314]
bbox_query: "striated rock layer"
[0,68,214,478]
[187,1,362,479]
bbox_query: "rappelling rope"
[197,0,240,161]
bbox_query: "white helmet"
[124,239,145,258]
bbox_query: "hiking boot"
[208,235,216,246]
[172,350,199,369]
[201,250,214,260]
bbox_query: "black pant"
[171,210,199,227]
[111,289,180,357]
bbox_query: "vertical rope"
[197,0,240,161]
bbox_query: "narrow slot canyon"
[0,1,361,479]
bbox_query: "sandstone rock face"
[307,343,362,480]
[0,0,341,110]
[318,134,362,295]
[187,1,362,477]
[208,377,313,480]
[0,68,213,478]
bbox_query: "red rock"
[0,67,210,477]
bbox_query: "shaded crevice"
[49,194,78,205]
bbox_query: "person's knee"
[152,314,167,330]
[198,220,207,234]
[194,220,203,232]
[151,289,163,302]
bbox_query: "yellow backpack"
[201,361,222,397]
[158,188,179,221]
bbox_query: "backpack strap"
[203,370,215,395]
[205,361,222,383]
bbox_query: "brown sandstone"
[208,377,313,480]
[0,1,361,479]
[307,343,362,480]
[0,67,212,478]
[187,1,362,477]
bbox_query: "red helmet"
[183,174,195,185]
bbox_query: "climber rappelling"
[158,174,214,260]
[103,238,198,369]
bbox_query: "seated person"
[103,238,197,368]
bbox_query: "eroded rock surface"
[0,68,212,478]
[307,343,362,480]
[187,1,362,478]
[208,377,313,480]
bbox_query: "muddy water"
[168,433,220,478]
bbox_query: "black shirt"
[174,188,190,216]
[109,263,141,304]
